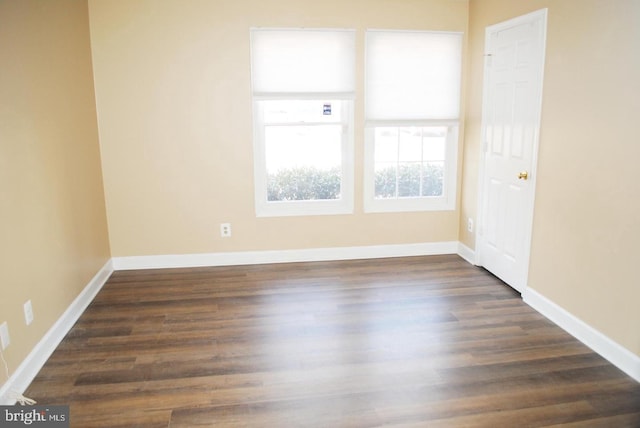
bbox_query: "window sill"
[256,199,354,218]
[364,197,455,213]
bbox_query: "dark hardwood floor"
[25,255,640,427]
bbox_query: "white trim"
[253,92,355,101]
[457,242,476,265]
[523,287,640,383]
[0,260,114,405]
[365,119,459,127]
[112,241,459,270]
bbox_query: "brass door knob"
[518,171,529,180]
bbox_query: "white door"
[477,10,547,293]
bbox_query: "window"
[364,30,463,212]
[251,29,355,217]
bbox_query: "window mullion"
[395,129,400,198]
[419,127,424,197]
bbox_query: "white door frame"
[475,9,548,292]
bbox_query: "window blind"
[251,29,356,95]
[365,30,463,121]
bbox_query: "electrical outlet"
[0,322,9,350]
[24,300,34,326]
[220,223,232,238]
[467,218,474,233]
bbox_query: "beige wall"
[88,0,469,257]
[462,0,640,355]
[0,0,111,386]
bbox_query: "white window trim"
[363,122,458,213]
[253,99,354,218]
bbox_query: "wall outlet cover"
[24,300,34,326]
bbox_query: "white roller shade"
[366,30,463,121]
[251,29,356,95]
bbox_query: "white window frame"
[250,28,355,217]
[364,30,463,213]
[364,122,458,213]
[252,97,354,217]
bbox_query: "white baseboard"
[112,241,460,270]
[457,242,476,265]
[523,287,640,383]
[0,260,114,405]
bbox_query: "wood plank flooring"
[25,255,640,427]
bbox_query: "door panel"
[486,177,502,248]
[511,82,530,159]
[478,10,547,292]
[504,183,522,259]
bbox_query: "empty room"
[1,0,638,426]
